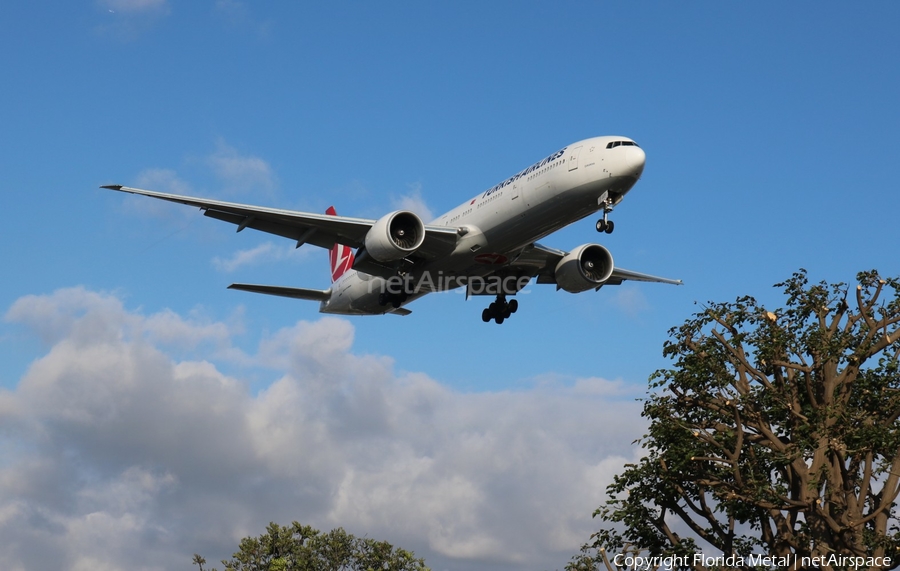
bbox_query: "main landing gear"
[595,197,615,234]
[378,292,407,309]
[481,294,518,325]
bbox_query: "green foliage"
[588,270,900,570]
[194,522,429,571]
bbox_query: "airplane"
[102,135,681,324]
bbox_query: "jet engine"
[364,210,426,262]
[554,244,615,293]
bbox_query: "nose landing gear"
[481,295,518,324]
[595,197,615,234]
[596,218,614,233]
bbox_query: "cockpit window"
[606,141,640,149]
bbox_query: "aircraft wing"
[511,243,683,287]
[101,185,459,259]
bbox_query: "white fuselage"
[321,136,646,315]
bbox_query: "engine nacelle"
[554,244,615,293]
[364,210,426,262]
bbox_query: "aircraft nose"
[624,145,645,178]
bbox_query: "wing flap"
[203,210,336,249]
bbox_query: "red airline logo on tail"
[326,206,355,282]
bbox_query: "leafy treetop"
[586,270,900,570]
[193,521,430,571]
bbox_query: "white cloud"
[119,140,278,224]
[122,168,195,221]
[211,241,313,273]
[392,183,435,222]
[207,139,277,198]
[0,288,646,571]
[133,168,191,195]
[607,285,651,317]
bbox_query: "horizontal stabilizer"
[228,283,331,301]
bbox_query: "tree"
[588,270,900,570]
[194,521,430,571]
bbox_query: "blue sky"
[1,2,899,570]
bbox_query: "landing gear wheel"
[597,195,616,233]
[482,295,520,324]
[381,292,407,308]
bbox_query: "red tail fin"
[326,206,355,282]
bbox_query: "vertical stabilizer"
[326,206,355,282]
